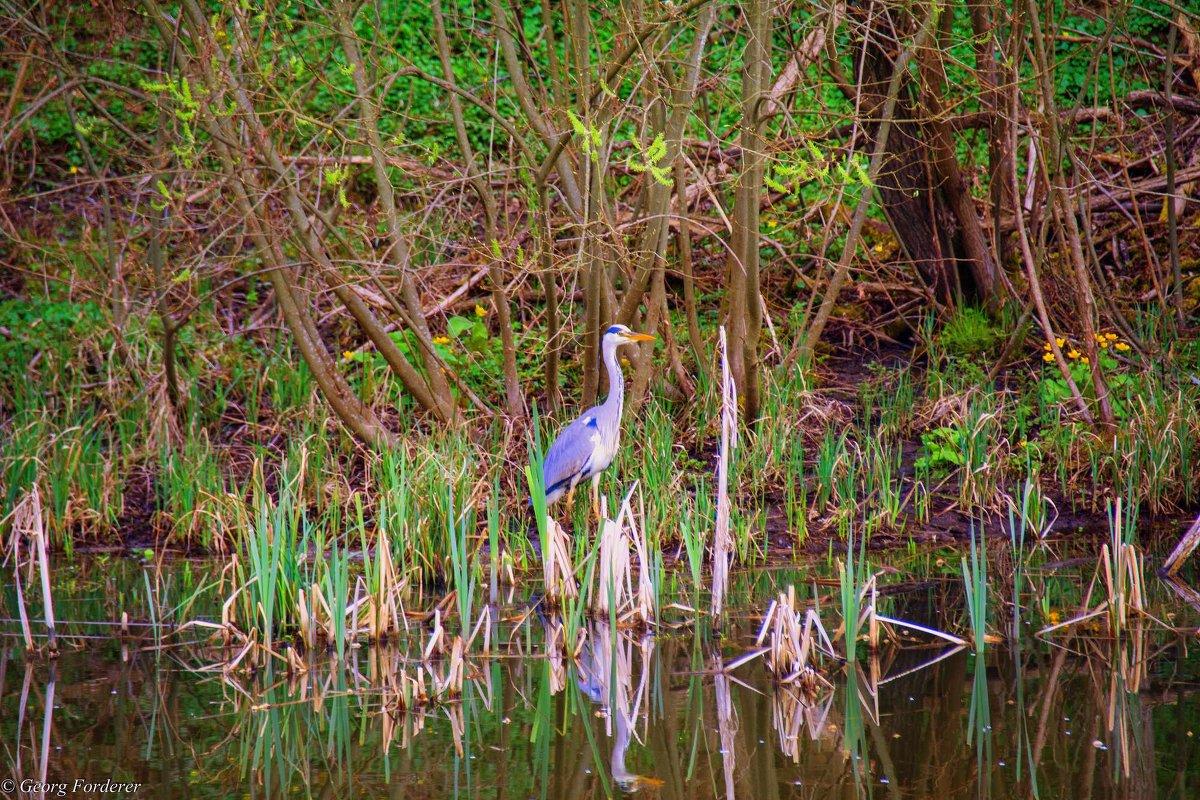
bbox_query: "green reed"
[880,365,915,437]
[2,409,126,552]
[563,549,598,651]
[863,437,902,532]
[638,399,681,541]
[44,424,89,552]
[1007,484,1034,637]
[961,520,988,653]
[784,435,807,545]
[2,411,43,511]
[235,476,307,651]
[317,535,351,659]
[681,504,705,602]
[833,447,860,534]
[160,427,229,548]
[815,426,845,514]
[967,656,993,774]
[837,527,866,664]
[446,485,476,636]
[958,398,999,512]
[524,401,550,571]
[487,475,501,602]
[841,665,871,790]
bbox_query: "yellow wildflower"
[1067,349,1080,359]
[1105,332,1118,341]
[475,303,487,317]
[1043,342,1052,351]
[1081,356,1090,365]
[1043,352,1054,362]
[872,243,884,254]
[1114,341,1130,352]
[432,335,450,345]
[1055,337,1065,347]
[342,350,355,360]
[69,165,79,174]
[1098,339,1108,348]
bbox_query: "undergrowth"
[2,292,1197,568]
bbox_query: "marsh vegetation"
[2,0,1199,796]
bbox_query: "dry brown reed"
[542,515,578,605]
[592,487,656,626]
[756,586,834,693]
[1038,500,1150,638]
[711,326,737,619]
[3,486,57,653]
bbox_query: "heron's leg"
[591,475,601,520]
[566,482,576,508]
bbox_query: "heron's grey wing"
[542,412,601,501]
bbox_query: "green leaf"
[447,316,474,338]
[387,331,412,355]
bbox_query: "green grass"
[939,306,999,356]
[2,282,1198,661]
[4,339,1197,591]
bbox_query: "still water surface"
[3,552,1199,799]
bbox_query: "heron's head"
[603,324,656,347]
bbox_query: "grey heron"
[541,324,656,516]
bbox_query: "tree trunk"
[722,0,770,422]
[851,0,994,306]
[920,4,997,308]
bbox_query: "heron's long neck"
[601,343,624,418]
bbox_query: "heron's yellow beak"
[625,332,656,343]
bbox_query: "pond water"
[3,549,1200,799]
